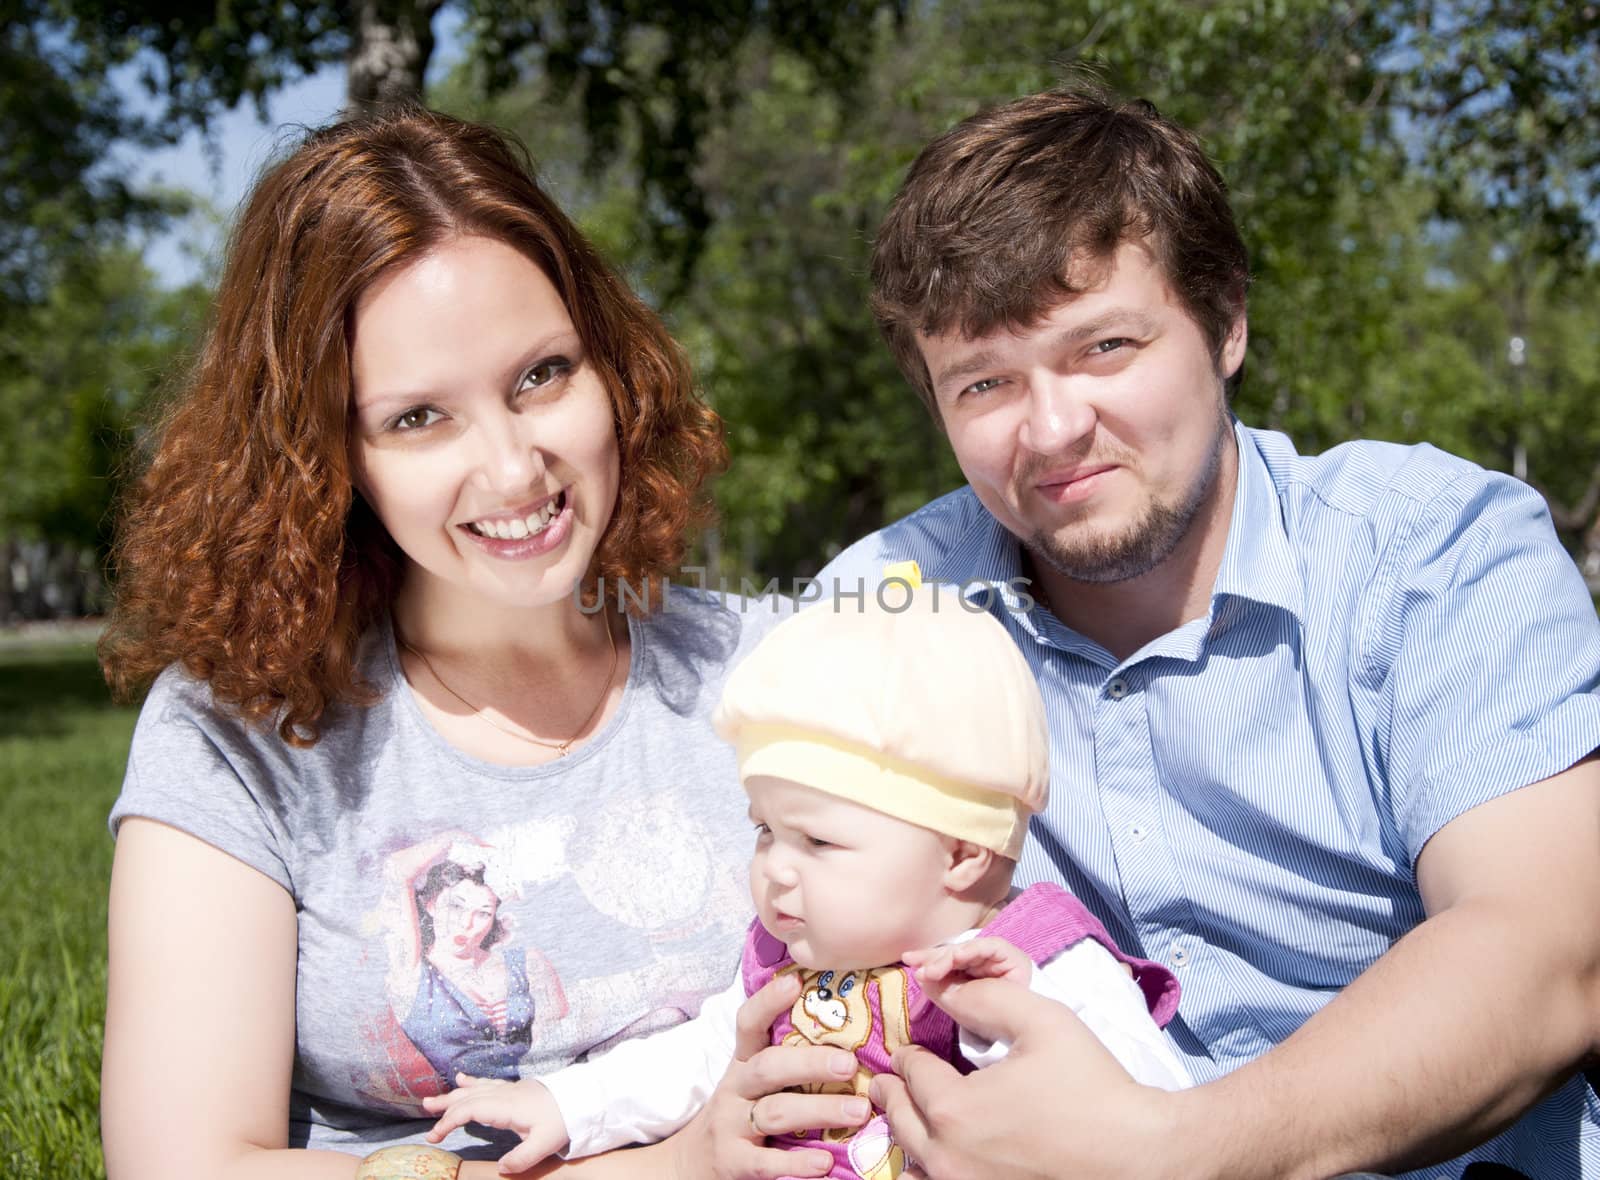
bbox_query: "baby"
[424,572,1190,1177]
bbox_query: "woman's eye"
[391,406,443,431]
[521,358,573,390]
[807,836,834,849]
[753,822,771,837]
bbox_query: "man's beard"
[1024,416,1230,586]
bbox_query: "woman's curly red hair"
[100,107,725,745]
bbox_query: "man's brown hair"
[871,87,1250,413]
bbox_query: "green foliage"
[1400,0,1600,264]
[0,635,136,1180]
[57,0,348,122]
[13,0,1600,585]
[0,2,178,311]
[0,248,207,555]
[459,0,904,283]
[41,0,903,282]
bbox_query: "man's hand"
[423,1073,569,1174]
[869,974,1178,1180]
[902,937,1033,987]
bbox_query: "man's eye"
[1092,337,1131,355]
[391,407,443,431]
[960,376,1003,398]
[521,358,573,390]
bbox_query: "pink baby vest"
[737,882,1181,1180]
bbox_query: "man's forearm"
[1171,897,1598,1180]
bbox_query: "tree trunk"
[346,0,444,112]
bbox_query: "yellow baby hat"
[713,564,1049,859]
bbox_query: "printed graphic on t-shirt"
[345,796,749,1111]
[368,831,569,1099]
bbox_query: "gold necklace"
[398,615,619,756]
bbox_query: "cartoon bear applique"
[778,964,913,1138]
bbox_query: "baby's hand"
[903,937,1033,987]
[421,1073,570,1175]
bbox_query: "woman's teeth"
[468,494,563,540]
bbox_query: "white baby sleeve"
[543,970,744,1157]
[957,939,1192,1091]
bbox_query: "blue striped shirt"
[818,422,1600,1177]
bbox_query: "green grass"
[0,635,136,1180]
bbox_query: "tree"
[0,1,176,319]
[45,0,900,281]
[0,246,207,617]
[1400,0,1600,267]
[12,0,1595,599]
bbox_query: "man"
[819,87,1600,1178]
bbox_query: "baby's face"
[746,775,956,970]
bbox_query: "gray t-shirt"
[110,590,787,1159]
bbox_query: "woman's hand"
[667,971,869,1180]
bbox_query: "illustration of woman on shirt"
[381,832,567,1089]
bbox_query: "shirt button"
[1129,824,1148,842]
[1170,943,1189,968]
[1107,677,1129,699]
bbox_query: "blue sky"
[124,9,464,287]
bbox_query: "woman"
[99,108,857,1179]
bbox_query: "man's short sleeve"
[1366,471,1600,862]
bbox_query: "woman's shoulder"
[134,661,264,750]
[113,627,404,891]
[131,626,397,764]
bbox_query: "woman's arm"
[101,820,651,1180]
[104,820,863,1180]
[104,818,365,1178]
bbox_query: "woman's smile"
[459,488,575,558]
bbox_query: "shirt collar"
[947,512,1030,615]
[949,420,1304,664]
[950,510,1111,661]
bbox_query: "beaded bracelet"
[354,1144,463,1180]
